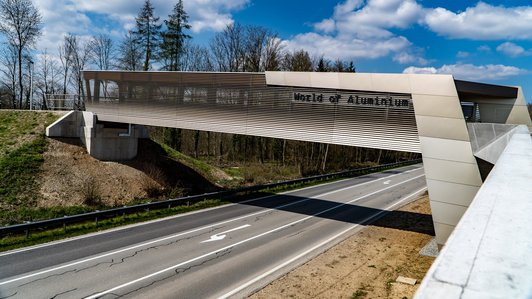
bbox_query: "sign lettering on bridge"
[292,92,411,109]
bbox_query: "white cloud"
[393,52,429,65]
[284,0,423,61]
[283,33,410,60]
[456,51,470,58]
[424,2,532,40]
[477,45,491,52]
[335,0,424,39]
[496,42,531,57]
[314,19,335,33]
[32,0,248,54]
[403,63,528,81]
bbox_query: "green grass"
[0,111,58,158]
[159,142,223,184]
[0,161,415,252]
[0,135,47,205]
[0,111,59,224]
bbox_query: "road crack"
[50,288,77,299]
[0,292,17,299]
[106,247,234,298]
[109,227,222,268]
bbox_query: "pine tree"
[160,0,191,71]
[133,0,161,71]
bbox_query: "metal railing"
[45,94,82,111]
[0,159,421,237]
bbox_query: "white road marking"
[383,180,391,185]
[0,167,424,286]
[0,165,422,257]
[217,186,428,299]
[201,224,251,243]
[83,174,425,299]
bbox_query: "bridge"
[41,70,532,297]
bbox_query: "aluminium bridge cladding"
[82,71,420,153]
[81,70,532,246]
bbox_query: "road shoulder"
[249,195,435,299]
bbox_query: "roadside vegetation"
[0,110,419,251]
[0,111,59,222]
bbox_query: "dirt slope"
[38,138,220,208]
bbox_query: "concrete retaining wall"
[46,111,148,161]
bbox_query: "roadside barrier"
[0,159,422,237]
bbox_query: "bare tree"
[243,25,268,72]
[58,43,72,96]
[210,23,245,72]
[181,42,213,71]
[282,49,313,71]
[35,49,60,110]
[0,0,42,109]
[64,34,90,108]
[118,30,143,71]
[0,44,17,108]
[88,34,115,96]
[262,36,283,71]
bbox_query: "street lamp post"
[28,59,34,111]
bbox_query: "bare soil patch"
[38,138,220,208]
[250,195,435,299]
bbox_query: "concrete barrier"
[415,125,532,299]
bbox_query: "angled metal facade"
[83,70,532,246]
[83,71,421,153]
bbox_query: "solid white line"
[0,170,423,286]
[217,186,428,299]
[0,165,422,257]
[84,175,425,298]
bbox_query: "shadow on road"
[230,193,434,236]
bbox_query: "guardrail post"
[95,217,98,227]
[63,222,67,233]
[25,229,30,239]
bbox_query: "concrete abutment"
[46,110,148,160]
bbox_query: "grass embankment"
[0,111,408,252]
[0,111,67,224]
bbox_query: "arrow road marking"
[201,224,251,243]
[383,180,391,185]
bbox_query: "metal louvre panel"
[85,71,421,153]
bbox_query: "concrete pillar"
[410,74,483,246]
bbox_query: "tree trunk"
[18,47,23,109]
[322,143,329,172]
[193,130,200,158]
[282,139,287,166]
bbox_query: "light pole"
[28,59,34,111]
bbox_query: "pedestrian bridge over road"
[47,71,532,249]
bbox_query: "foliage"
[118,30,144,71]
[133,0,162,71]
[159,0,191,71]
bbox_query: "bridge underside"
[80,71,532,246]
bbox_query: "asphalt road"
[0,165,426,299]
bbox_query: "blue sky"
[33,0,532,101]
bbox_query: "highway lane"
[0,164,426,298]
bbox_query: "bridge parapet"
[415,125,532,298]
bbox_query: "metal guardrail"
[0,159,422,237]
